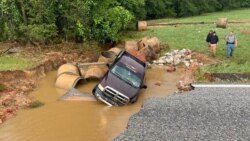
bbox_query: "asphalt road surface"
[115,86,250,141]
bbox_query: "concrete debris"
[153,49,193,66]
[166,66,176,72]
[154,81,162,86]
[176,81,193,92]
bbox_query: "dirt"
[211,73,250,82]
[0,42,217,124]
[241,30,250,35]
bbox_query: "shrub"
[30,100,44,108]
[92,6,134,42]
[0,84,6,92]
[19,24,57,44]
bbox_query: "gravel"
[115,87,250,141]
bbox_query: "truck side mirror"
[140,85,147,89]
[106,63,110,68]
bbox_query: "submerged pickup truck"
[92,50,147,106]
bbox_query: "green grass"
[0,83,6,92]
[124,9,250,73]
[29,100,44,108]
[0,55,37,71]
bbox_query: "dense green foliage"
[0,0,134,43]
[0,0,250,43]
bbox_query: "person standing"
[225,31,237,58]
[206,30,213,52]
[209,31,219,57]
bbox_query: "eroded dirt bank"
[0,46,98,124]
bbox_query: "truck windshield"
[111,63,142,88]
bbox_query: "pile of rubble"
[153,49,204,92]
[153,49,193,66]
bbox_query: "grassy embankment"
[125,9,250,74]
[0,43,102,71]
[0,55,37,71]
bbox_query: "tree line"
[144,0,250,19]
[0,0,249,44]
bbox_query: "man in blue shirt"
[225,31,237,58]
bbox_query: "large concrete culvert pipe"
[55,63,84,90]
[84,65,106,80]
[108,47,122,55]
[98,51,117,64]
[57,63,80,77]
[96,48,121,77]
[55,72,85,90]
[137,37,161,54]
[98,47,121,63]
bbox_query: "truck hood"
[100,72,139,98]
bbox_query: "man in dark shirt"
[206,30,213,52]
[209,31,219,57]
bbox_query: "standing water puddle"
[0,66,181,141]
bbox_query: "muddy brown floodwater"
[0,65,181,141]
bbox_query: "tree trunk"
[15,0,27,24]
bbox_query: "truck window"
[111,62,142,88]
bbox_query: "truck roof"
[118,54,145,78]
